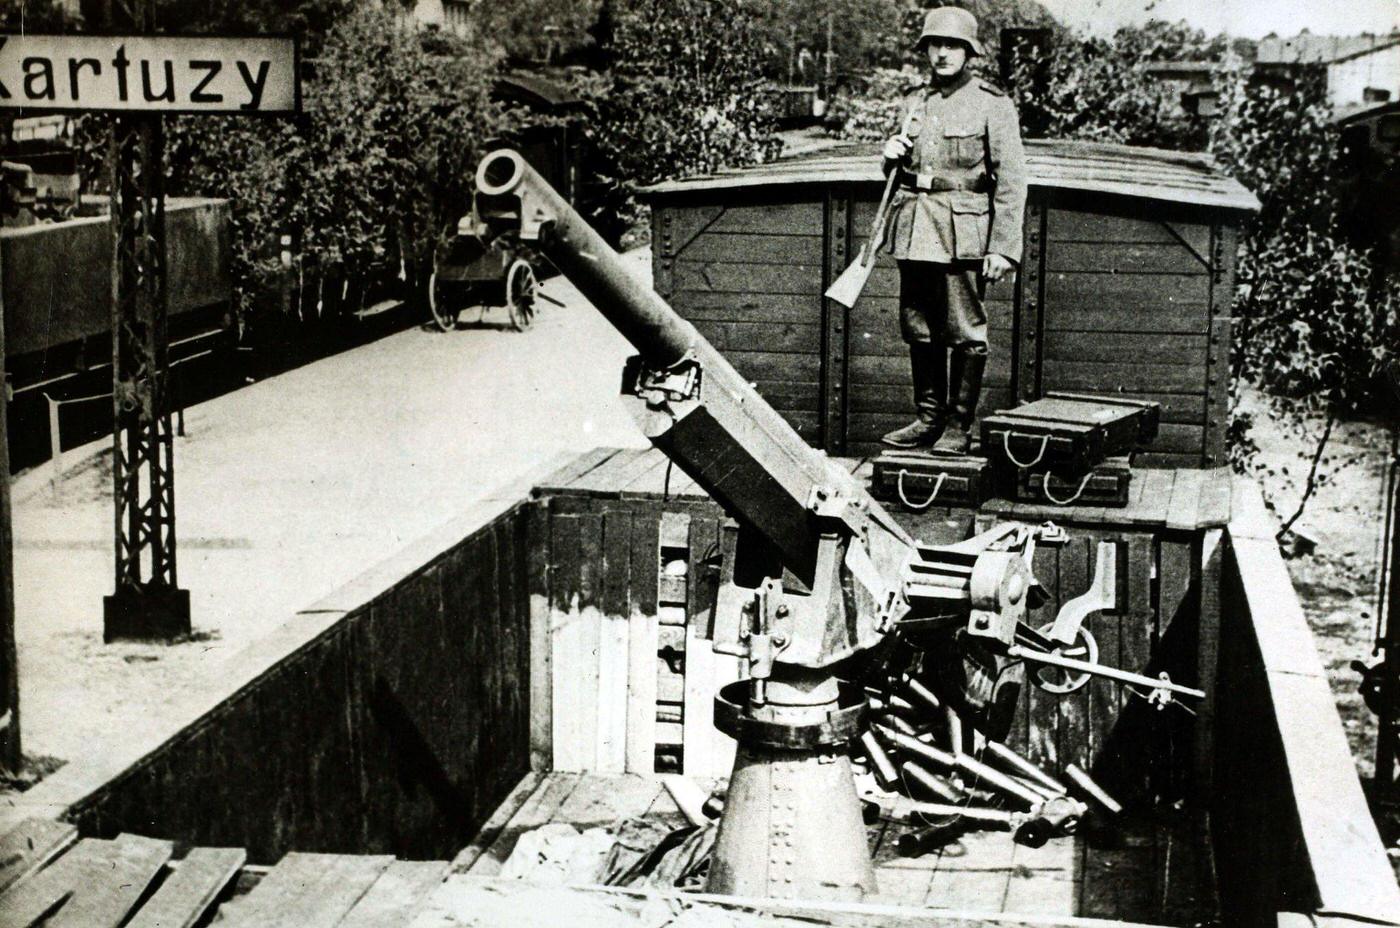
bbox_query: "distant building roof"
[1334,99,1400,126]
[1142,61,1221,75]
[642,140,1260,214]
[1257,31,1400,65]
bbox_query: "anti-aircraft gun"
[470,149,1202,902]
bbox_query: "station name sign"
[0,34,299,114]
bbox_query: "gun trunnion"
[471,149,1191,902]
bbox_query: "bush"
[1001,25,1211,150]
[1211,70,1398,410]
[826,21,1212,151]
[823,66,922,141]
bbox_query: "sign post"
[0,25,297,647]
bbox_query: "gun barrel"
[477,149,694,367]
[476,150,913,595]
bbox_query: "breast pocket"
[949,190,990,260]
[943,125,984,168]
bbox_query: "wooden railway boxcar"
[642,140,1259,466]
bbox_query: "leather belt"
[896,170,989,193]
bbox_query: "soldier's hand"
[982,253,1014,284]
[882,135,912,162]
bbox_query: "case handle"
[1039,470,1095,506]
[1002,432,1049,469]
[896,469,947,511]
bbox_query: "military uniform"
[878,66,1027,452]
[883,71,1027,346]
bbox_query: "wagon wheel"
[506,258,537,332]
[1030,624,1099,695]
[428,271,460,332]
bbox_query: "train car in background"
[1336,100,1400,271]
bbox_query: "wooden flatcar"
[2,446,1396,928]
[642,141,1257,466]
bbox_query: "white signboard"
[0,34,299,114]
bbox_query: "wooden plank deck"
[0,773,1215,926]
[535,447,1233,535]
[979,464,1231,531]
[459,772,1215,925]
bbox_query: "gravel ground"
[1236,387,1395,783]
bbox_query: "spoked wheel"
[428,271,461,333]
[506,258,538,332]
[1030,624,1099,694]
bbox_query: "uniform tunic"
[881,72,1027,345]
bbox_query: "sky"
[1035,0,1400,38]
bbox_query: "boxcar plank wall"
[648,149,1251,465]
[1035,201,1222,468]
[849,199,1018,456]
[655,198,827,445]
[974,510,1205,802]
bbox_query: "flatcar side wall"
[535,490,739,779]
[17,500,534,864]
[1214,479,1400,926]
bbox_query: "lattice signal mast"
[102,0,190,640]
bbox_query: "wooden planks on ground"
[1131,469,1174,526]
[1002,835,1080,915]
[554,773,665,833]
[125,847,245,928]
[0,818,77,894]
[0,834,173,928]
[214,853,393,928]
[466,773,582,877]
[1195,468,1233,527]
[1078,835,1158,924]
[1156,816,1218,926]
[449,771,543,875]
[338,860,448,928]
[1165,469,1206,532]
[922,829,1017,912]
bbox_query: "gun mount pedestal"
[708,672,874,899]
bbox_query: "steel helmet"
[917,7,985,57]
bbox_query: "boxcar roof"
[641,139,1260,214]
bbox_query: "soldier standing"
[879,7,1027,454]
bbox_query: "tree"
[573,0,781,241]
[1210,69,1398,411]
[0,0,78,30]
[756,0,907,75]
[155,3,505,324]
[454,0,603,65]
[1000,22,1216,148]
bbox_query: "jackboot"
[882,343,947,449]
[931,345,986,455]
